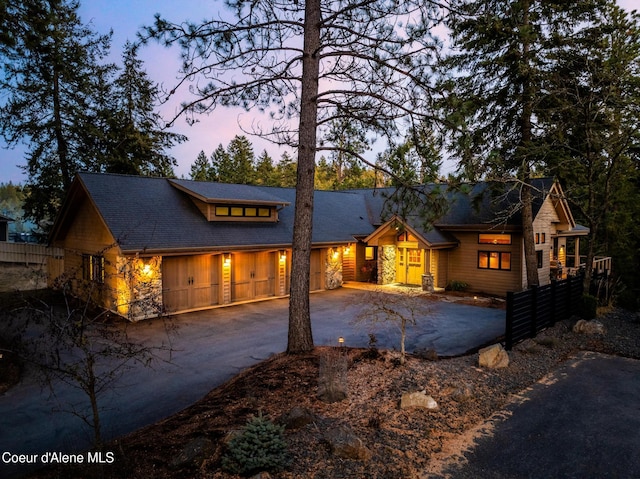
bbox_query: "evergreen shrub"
[221,413,290,476]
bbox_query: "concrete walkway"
[0,287,504,478]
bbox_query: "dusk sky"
[0,0,637,184]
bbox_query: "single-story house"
[49,172,589,320]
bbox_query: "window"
[215,205,272,218]
[365,246,376,261]
[535,233,546,245]
[82,254,104,283]
[479,233,512,245]
[537,250,543,269]
[478,251,511,270]
[397,232,418,242]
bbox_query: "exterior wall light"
[223,253,231,266]
[280,250,286,262]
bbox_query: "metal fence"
[505,274,584,350]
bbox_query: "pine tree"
[104,41,185,177]
[0,0,115,229]
[189,150,212,181]
[255,150,276,186]
[227,135,256,184]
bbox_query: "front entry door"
[397,247,423,285]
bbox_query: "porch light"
[333,250,340,260]
[344,245,351,255]
[279,250,286,262]
[223,253,231,266]
[142,263,152,277]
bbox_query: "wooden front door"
[163,255,219,312]
[231,252,276,302]
[397,247,423,285]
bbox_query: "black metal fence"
[505,274,584,350]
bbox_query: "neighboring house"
[49,173,590,320]
[0,214,12,242]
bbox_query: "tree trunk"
[287,0,320,354]
[519,0,539,289]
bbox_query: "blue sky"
[0,0,637,184]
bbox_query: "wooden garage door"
[162,255,219,312]
[231,252,276,302]
[310,249,322,291]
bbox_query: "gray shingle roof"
[58,173,557,254]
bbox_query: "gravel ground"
[30,307,640,479]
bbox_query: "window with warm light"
[478,233,512,245]
[478,251,511,270]
[365,246,376,261]
[82,254,105,283]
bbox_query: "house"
[49,172,590,320]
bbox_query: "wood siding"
[53,197,120,310]
[447,232,522,296]
[531,196,560,287]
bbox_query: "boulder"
[400,390,438,410]
[169,437,215,469]
[414,348,438,361]
[278,406,316,430]
[324,425,371,461]
[478,343,509,369]
[573,319,606,335]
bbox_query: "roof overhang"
[168,179,290,207]
[364,215,457,249]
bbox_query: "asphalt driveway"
[0,287,504,478]
[432,352,640,479]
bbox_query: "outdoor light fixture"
[338,336,345,346]
[223,253,231,266]
[333,250,340,260]
[142,264,152,276]
[280,250,286,262]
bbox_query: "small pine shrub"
[221,414,290,476]
[447,280,469,292]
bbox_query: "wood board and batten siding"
[52,195,120,310]
[530,195,561,288]
[447,231,522,296]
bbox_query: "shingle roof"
[56,173,558,254]
[72,173,374,253]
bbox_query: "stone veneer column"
[377,245,397,284]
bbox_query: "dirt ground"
[12,301,637,479]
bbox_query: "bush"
[447,280,469,292]
[580,294,598,320]
[222,413,290,476]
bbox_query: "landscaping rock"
[169,437,215,469]
[478,343,510,369]
[414,348,438,361]
[573,319,606,335]
[278,406,316,430]
[400,390,438,410]
[324,425,371,461]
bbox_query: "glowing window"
[478,234,512,245]
[478,251,511,270]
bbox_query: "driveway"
[432,352,640,478]
[0,287,504,478]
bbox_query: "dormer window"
[168,179,289,223]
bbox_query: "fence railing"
[505,274,583,350]
[0,242,64,265]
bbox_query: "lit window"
[258,208,270,217]
[82,254,104,283]
[231,207,244,216]
[365,246,375,261]
[479,234,512,245]
[245,207,257,216]
[478,251,511,270]
[215,206,229,216]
